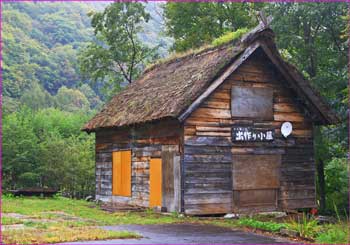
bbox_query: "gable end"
[178,41,339,125]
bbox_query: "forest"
[2,1,348,216]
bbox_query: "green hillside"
[2,2,96,112]
[2,2,171,113]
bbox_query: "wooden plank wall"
[183,49,315,214]
[95,119,182,209]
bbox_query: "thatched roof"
[83,23,339,132]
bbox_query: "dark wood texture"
[161,145,181,212]
[95,119,182,210]
[183,142,233,215]
[162,148,174,211]
[183,48,315,214]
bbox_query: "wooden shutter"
[231,86,273,119]
[112,150,131,196]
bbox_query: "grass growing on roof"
[144,44,214,72]
[144,27,249,73]
[212,28,249,47]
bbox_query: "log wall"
[183,49,315,214]
[95,119,182,211]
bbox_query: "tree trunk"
[303,21,317,78]
[317,159,326,212]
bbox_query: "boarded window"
[232,155,281,190]
[112,150,131,196]
[232,155,280,209]
[231,86,273,119]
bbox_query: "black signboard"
[232,127,274,142]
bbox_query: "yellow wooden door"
[112,151,122,195]
[112,150,131,196]
[121,150,131,196]
[149,158,162,207]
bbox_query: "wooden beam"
[178,42,261,122]
[241,16,273,44]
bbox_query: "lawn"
[2,216,24,225]
[1,195,196,244]
[2,195,196,225]
[2,195,349,244]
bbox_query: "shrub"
[316,223,350,244]
[238,218,286,232]
[325,157,348,215]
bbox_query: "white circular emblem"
[281,122,293,138]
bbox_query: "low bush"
[316,223,350,244]
[238,217,286,232]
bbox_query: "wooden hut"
[83,22,339,215]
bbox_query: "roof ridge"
[143,23,275,75]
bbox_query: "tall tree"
[79,2,156,96]
[267,2,348,212]
[163,2,261,52]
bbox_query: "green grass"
[2,196,195,225]
[200,216,287,233]
[1,216,24,225]
[2,196,190,244]
[3,227,139,244]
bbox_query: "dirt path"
[62,223,293,244]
